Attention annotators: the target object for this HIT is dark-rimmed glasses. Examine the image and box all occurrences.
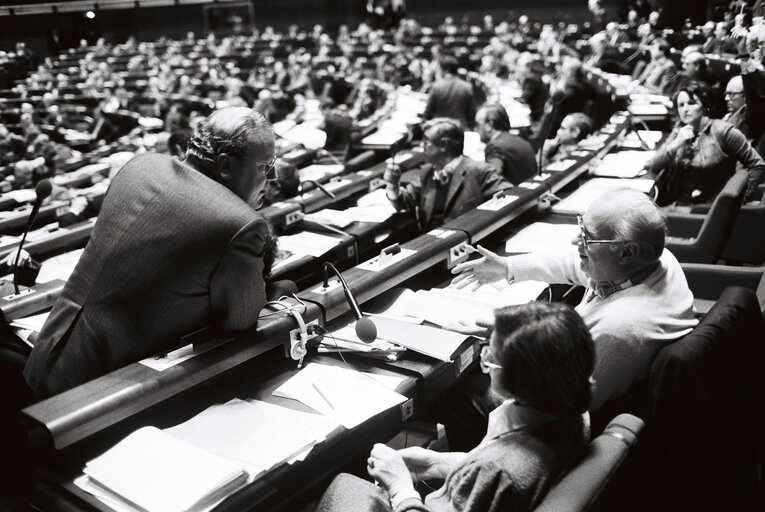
[577,215,623,250]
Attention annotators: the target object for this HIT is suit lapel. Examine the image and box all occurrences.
[444,163,466,214]
[421,173,438,230]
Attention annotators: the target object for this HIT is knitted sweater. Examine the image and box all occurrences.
[507,248,698,410]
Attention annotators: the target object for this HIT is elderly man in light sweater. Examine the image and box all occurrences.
[444,188,698,451]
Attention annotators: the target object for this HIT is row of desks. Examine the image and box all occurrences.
[18,107,632,511]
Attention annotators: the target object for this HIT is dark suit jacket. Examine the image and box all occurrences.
[392,156,511,231]
[423,76,476,129]
[24,153,268,398]
[485,131,537,184]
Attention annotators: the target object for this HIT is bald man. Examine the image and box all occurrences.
[25,107,277,398]
[443,189,698,450]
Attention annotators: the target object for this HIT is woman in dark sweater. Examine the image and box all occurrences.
[317,302,595,512]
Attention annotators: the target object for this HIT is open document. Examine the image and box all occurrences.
[273,362,407,429]
[373,281,548,329]
[75,399,339,512]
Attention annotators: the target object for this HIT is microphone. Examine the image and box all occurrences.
[13,179,52,295]
[317,149,346,167]
[322,262,377,343]
[301,179,336,199]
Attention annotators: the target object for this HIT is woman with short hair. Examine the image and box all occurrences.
[316,301,595,512]
[646,81,765,206]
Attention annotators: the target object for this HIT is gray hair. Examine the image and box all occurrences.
[606,189,667,262]
[185,106,272,179]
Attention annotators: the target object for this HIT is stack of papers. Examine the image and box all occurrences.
[375,283,547,329]
[77,426,249,512]
[273,362,407,429]
[298,164,344,182]
[75,399,340,511]
[619,130,663,150]
[277,232,344,258]
[593,150,655,178]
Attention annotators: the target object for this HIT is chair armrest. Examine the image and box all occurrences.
[681,263,764,300]
[665,213,705,238]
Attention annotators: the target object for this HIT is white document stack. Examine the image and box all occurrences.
[75,399,339,512]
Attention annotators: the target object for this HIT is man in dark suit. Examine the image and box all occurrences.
[422,56,476,129]
[24,107,277,399]
[384,118,510,231]
[475,104,537,184]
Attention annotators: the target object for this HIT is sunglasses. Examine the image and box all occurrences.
[577,215,623,250]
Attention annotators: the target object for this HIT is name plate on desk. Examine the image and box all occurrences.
[476,194,517,211]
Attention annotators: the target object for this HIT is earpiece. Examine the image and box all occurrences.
[265,300,308,368]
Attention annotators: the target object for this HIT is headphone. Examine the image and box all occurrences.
[263,299,308,368]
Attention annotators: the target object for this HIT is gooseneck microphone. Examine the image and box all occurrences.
[301,179,336,199]
[13,179,52,294]
[322,262,377,343]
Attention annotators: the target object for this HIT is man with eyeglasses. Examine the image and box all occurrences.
[443,189,697,450]
[25,107,277,398]
[384,117,510,232]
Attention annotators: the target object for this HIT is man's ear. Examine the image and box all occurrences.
[216,153,233,183]
[619,241,640,264]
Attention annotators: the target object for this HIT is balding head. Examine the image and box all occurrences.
[587,189,667,264]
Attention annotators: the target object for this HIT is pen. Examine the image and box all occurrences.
[312,382,335,410]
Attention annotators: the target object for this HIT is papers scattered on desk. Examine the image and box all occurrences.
[3,188,36,203]
[304,209,356,228]
[593,150,655,178]
[374,283,547,329]
[619,130,663,150]
[277,231,344,258]
[505,222,580,254]
[356,188,392,207]
[36,248,84,283]
[79,426,249,512]
[273,362,407,429]
[299,164,344,182]
[76,398,341,512]
[628,103,669,116]
[361,131,406,146]
[10,311,49,333]
[276,123,327,150]
[370,316,470,362]
[552,177,655,214]
[165,398,339,476]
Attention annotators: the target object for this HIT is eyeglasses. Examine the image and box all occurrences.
[577,215,623,250]
[724,91,744,98]
[240,154,277,180]
[480,347,502,371]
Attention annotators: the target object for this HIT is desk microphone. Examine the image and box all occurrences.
[301,179,336,199]
[322,262,377,343]
[317,149,346,168]
[13,179,52,295]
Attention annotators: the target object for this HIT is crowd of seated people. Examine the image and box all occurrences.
[1,5,765,510]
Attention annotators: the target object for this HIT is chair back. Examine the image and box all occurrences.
[639,287,765,511]
[721,200,765,265]
[665,170,748,263]
[533,413,644,512]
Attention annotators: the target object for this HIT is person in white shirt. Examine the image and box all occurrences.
[444,188,698,450]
